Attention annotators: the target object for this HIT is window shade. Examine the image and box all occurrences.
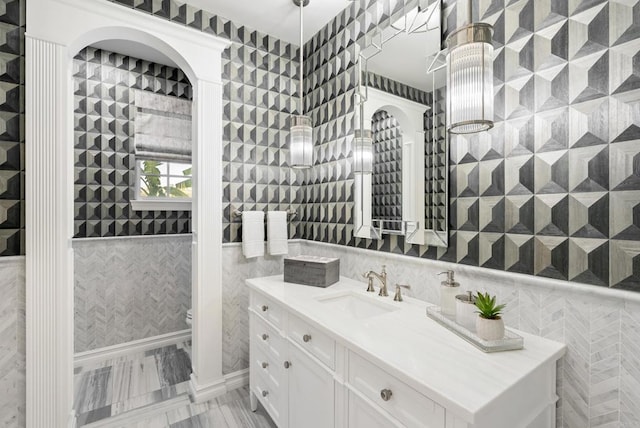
[133,90,192,162]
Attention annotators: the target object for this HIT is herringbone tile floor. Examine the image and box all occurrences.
[74,342,275,427]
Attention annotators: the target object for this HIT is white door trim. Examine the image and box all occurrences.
[25,1,229,425]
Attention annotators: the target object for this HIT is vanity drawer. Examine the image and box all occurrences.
[250,312,286,362]
[252,372,286,427]
[348,352,445,428]
[288,313,335,370]
[250,342,285,392]
[250,291,285,330]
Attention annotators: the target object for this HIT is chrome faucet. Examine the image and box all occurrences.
[393,284,411,302]
[362,265,388,297]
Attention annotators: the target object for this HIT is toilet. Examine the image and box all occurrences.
[186,308,192,327]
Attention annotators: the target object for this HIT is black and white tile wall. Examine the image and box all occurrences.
[106,0,303,244]
[73,47,193,238]
[371,110,403,227]
[0,0,24,256]
[425,86,448,232]
[365,71,431,105]
[221,29,302,243]
[303,0,640,290]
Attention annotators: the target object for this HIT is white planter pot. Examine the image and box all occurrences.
[475,316,504,341]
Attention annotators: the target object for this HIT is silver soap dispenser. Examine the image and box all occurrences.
[439,271,460,316]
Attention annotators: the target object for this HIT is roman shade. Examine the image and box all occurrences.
[133,89,192,162]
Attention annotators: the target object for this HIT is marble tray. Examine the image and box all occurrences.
[426,306,524,353]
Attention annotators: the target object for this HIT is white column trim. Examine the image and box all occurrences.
[26,35,75,427]
[190,79,225,398]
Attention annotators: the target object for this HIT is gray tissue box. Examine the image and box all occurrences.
[284,255,340,287]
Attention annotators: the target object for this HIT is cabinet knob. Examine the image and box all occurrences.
[380,389,393,401]
[262,390,269,397]
[262,333,269,341]
[284,361,291,369]
[303,334,312,343]
[261,362,268,369]
[261,305,268,312]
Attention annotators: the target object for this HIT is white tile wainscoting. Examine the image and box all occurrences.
[297,240,640,428]
[222,242,302,375]
[73,235,192,353]
[0,256,25,428]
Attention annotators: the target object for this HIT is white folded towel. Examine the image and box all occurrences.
[242,211,265,258]
[267,211,289,256]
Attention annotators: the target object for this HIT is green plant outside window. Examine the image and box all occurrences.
[139,160,192,199]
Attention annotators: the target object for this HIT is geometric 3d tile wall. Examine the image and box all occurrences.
[0,0,601,294]
[299,0,640,292]
[92,0,640,290]
[221,32,302,244]
[73,47,192,238]
[371,110,402,228]
[0,0,23,256]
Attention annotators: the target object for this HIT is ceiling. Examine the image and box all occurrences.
[93,40,179,67]
[184,0,351,45]
[93,2,447,93]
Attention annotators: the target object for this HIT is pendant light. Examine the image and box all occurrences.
[446,0,494,134]
[290,0,313,168]
[353,129,373,174]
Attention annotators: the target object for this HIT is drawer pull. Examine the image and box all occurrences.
[303,334,312,342]
[261,305,268,312]
[262,390,269,397]
[262,333,269,341]
[380,389,393,401]
[284,361,291,369]
[261,362,268,369]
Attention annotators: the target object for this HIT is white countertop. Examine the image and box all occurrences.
[247,275,566,424]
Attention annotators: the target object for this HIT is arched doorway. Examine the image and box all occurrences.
[26,0,230,424]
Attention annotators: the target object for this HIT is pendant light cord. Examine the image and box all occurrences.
[299,2,304,116]
[467,0,472,24]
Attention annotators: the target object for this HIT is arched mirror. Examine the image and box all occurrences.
[354,88,428,244]
[354,0,448,247]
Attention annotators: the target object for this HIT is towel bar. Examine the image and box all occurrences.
[232,209,297,221]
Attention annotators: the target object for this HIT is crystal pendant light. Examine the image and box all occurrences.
[446,0,494,134]
[290,0,313,168]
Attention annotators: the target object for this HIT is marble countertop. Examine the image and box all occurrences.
[247,275,566,424]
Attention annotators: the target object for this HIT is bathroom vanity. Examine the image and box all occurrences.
[247,276,565,428]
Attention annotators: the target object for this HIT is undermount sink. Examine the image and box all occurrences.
[316,291,398,320]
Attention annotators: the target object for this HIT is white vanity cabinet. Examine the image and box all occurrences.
[247,276,566,428]
[287,342,335,428]
[249,295,336,428]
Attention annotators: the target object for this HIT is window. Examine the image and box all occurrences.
[130,159,192,211]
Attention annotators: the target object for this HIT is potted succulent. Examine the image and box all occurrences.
[475,292,506,341]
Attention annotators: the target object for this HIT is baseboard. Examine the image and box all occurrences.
[189,368,249,403]
[74,329,192,367]
[82,395,191,428]
[225,368,250,391]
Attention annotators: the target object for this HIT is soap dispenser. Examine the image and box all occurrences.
[439,271,460,316]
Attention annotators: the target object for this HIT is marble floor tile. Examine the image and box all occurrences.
[74,342,275,428]
[76,405,112,426]
[133,414,170,428]
[110,389,164,416]
[74,366,113,414]
[156,348,192,388]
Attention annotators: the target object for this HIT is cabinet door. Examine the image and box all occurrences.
[288,343,335,428]
[348,390,402,428]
